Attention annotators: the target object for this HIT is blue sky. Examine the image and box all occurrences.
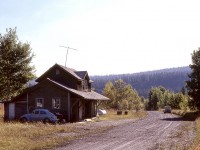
[1,0,200,76]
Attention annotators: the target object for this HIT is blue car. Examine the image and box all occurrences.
[20,109,58,123]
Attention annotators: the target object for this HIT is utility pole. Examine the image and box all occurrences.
[59,46,78,66]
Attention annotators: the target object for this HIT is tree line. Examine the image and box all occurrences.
[101,48,200,112]
[91,67,190,98]
[146,48,200,111]
[101,79,189,111]
[146,86,188,111]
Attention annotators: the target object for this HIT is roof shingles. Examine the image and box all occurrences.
[58,64,83,80]
[47,78,109,101]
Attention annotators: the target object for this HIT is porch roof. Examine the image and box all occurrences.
[47,78,110,101]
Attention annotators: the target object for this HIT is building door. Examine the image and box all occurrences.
[9,103,15,119]
[71,99,79,122]
[85,101,91,118]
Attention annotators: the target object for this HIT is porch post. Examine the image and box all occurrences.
[96,100,101,116]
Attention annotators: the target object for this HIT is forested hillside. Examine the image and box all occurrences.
[91,67,190,98]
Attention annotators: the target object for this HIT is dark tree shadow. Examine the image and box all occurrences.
[161,112,199,121]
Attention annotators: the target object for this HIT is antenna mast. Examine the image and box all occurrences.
[59,46,78,66]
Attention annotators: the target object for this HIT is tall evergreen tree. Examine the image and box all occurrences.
[186,48,200,110]
[0,28,35,101]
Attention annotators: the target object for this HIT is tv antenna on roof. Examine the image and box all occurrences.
[59,46,78,66]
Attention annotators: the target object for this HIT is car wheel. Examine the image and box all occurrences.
[20,117,27,123]
[43,118,50,124]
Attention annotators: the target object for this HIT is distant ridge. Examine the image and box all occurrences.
[90,66,191,98]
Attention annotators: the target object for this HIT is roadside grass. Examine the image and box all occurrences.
[188,117,200,150]
[172,123,194,150]
[97,109,147,121]
[172,109,200,150]
[0,107,147,150]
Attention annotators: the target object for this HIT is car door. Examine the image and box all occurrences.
[30,110,40,121]
[39,110,47,121]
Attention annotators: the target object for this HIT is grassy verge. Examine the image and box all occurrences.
[0,122,77,150]
[190,117,200,150]
[172,109,200,149]
[0,108,146,150]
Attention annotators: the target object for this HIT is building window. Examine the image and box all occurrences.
[36,98,44,108]
[52,98,60,109]
[56,69,60,75]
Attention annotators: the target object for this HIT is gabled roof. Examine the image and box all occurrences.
[47,78,109,100]
[58,64,83,80]
[75,71,94,83]
[75,71,87,79]
[36,64,86,82]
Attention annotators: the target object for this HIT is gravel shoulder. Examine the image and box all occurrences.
[54,111,195,150]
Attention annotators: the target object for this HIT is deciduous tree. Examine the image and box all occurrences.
[102,79,142,110]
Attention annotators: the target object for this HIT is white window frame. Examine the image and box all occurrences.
[52,98,60,109]
[36,98,44,108]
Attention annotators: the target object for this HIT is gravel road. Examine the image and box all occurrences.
[55,111,195,150]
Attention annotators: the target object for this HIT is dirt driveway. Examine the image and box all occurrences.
[55,111,195,150]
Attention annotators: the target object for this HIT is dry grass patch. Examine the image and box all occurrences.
[0,122,78,150]
[0,107,147,150]
[172,110,200,150]
[97,109,147,121]
[0,106,79,150]
[0,121,112,150]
